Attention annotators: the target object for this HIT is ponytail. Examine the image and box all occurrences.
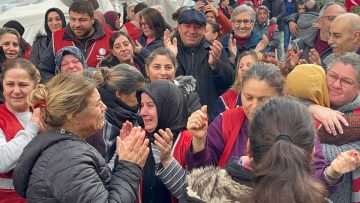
[248,96,327,203]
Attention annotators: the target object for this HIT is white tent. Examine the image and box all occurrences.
[0,0,114,44]
[0,0,193,45]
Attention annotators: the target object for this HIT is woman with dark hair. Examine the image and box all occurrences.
[30,8,66,68]
[89,64,146,165]
[3,20,32,60]
[0,27,22,103]
[145,47,201,113]
[137,8,170,57]
[218,0,233,19]
[104,11,121,31]
[204,21,222,43]
[99,31,146,76]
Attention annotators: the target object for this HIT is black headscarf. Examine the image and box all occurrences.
[136,80,189,202]
[137,80,189,136]
[44,8,66,39]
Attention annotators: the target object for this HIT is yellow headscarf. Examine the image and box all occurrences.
[286,64,330,107]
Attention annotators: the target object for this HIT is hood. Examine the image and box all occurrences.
[173,75,197,96]
[44,8,66,38]
[54,46,89,75]
[186,166,252,202]
[13,131,82,198]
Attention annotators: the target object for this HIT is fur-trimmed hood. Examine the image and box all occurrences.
[185,166,252,203]
[173,75,197,96]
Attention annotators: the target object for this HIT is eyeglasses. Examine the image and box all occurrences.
[232,19,253,26]
[327,71,357,87]
[320,15,337,22]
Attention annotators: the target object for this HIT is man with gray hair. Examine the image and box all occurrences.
[328,13,360,57]
[286,2,346,69]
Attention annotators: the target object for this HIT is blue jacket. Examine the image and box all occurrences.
[220,30,262,63]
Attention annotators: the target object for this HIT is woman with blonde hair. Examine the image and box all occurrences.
[13,73,149,202]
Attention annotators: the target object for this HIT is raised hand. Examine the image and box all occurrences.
[30,108,44,132]
[119,121,134,143]
[117,126,150,169]
[163,29,178,56]
[228,34,237,64]
[208,40,223,70]
[187,105,208,153]
[327,150,360,178]
[154,128,174,167]
[255,35,269,52]
[134,40,142,54]
[286,48,303,68]
[204,1,219,17]
[309,48,321,65]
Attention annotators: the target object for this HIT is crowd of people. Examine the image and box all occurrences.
[1,0,360,202]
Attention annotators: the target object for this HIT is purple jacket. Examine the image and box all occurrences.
[186,113,341,192]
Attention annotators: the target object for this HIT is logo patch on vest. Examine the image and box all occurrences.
[98,48,106,56]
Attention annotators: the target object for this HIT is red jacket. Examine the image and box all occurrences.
[53,21,113,69]
[0,104,26,203]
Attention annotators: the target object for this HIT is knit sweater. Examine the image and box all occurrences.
[322,95,360,202]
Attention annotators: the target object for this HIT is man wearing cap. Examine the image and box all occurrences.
[166,8,234,111]
[38,0,113,82]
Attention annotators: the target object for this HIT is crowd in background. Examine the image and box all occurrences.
[1,0,360,202]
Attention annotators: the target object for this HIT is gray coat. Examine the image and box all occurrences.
[13,131,142,203]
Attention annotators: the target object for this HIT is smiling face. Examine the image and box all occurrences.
[232,12,254,38]
[60,54,84,75]
[140,18,156,38]
[327,62,359,107]
[69,11,95,38]
[3,68,35,112]
[257,9,268,24]
[146,55,176,81]
[140,93,158,133]
[47,11,63,33]
[241,79,280,121]
[328,17,358,56]
[111,34,134,63]
[0,32,20,59]
[178,23,205,47]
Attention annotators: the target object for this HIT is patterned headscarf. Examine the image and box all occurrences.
[54,46,88,75]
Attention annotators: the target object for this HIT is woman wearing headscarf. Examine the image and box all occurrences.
[54,46,89,76]
[30,8,66,68]
[104,11,121,31]
[135,80,191,203]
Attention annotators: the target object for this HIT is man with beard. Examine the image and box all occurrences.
[39,0,113,82]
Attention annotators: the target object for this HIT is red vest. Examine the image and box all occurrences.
[0,104,26,203]
[218,107,246,167]
[221,89,240,110]
[52,26,113,68]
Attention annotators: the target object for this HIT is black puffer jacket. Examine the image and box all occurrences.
[13,131,142,203]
